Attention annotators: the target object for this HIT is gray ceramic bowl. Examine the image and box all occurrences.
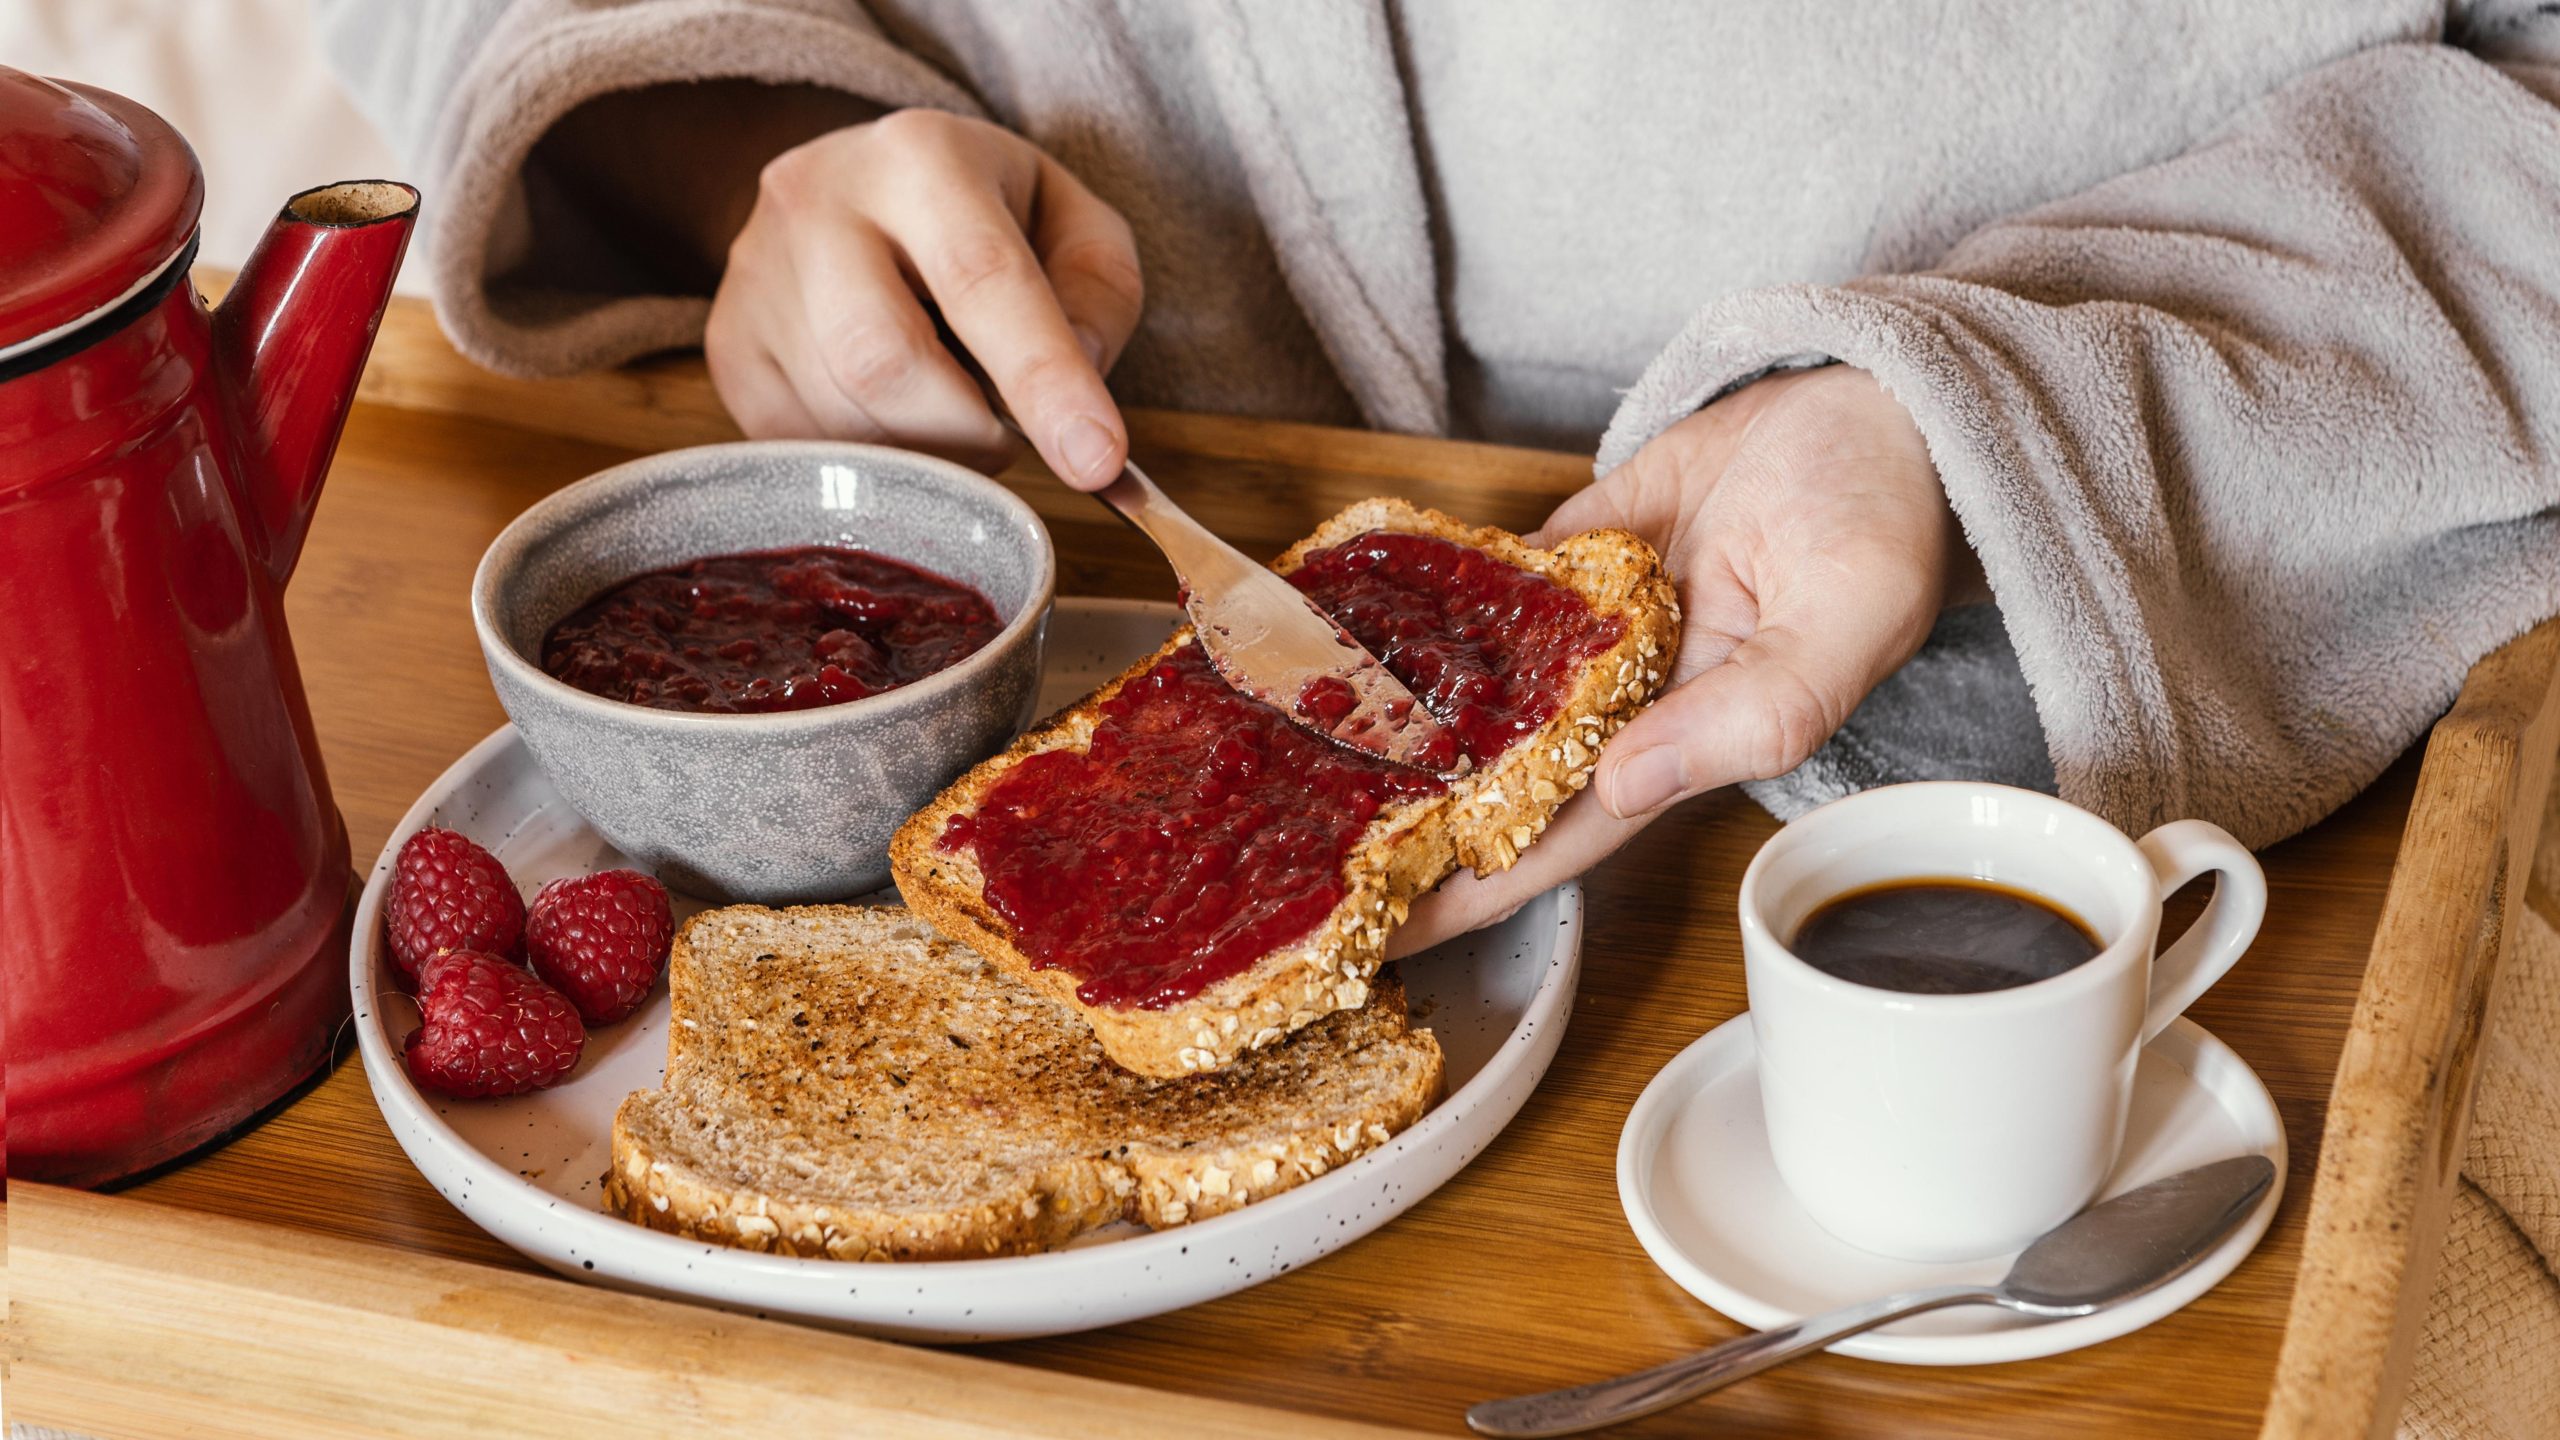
[472,441,1054,902]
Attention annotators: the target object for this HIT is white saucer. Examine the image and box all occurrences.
[1617,1012,2285,1366]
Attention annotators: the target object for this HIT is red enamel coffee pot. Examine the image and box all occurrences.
[1,68,415,1185]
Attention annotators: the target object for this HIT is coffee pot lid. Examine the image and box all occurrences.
[0,66,203,357]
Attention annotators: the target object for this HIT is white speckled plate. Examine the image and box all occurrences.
[353,598,1582,1341]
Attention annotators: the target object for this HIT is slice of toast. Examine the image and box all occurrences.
[605,904,1443,1260]
[892,498,1679,1079]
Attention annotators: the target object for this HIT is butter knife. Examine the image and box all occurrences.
[1087,453,1464,774]
[946,324,1463,772]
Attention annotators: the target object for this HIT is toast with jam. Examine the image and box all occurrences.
[890,499,1680,1079]
[606,904,1441,1259]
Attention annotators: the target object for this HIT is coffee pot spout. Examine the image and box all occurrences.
[211,180,417,583]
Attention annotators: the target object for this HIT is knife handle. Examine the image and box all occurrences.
[970,359,1257,592]
[1091,459,1255,588]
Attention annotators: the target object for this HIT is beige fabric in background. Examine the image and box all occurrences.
[0,0,413,287]
[2404,813,2560,1440]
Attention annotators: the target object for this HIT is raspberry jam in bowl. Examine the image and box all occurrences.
[474,441,1053,902]
[540,545,1002,714]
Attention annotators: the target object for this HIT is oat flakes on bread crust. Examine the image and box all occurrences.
[890,498,1680,1080]
[605,904,1442,1261]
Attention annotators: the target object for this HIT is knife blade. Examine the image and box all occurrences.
[949,332,1465,773]
[1091,457,1467,775]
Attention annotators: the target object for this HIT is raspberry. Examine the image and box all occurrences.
[526,869,675,1024]
[387,827,525,978]
[402,950,586,1098]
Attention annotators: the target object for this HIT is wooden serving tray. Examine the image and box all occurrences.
[5,293,2555,1438]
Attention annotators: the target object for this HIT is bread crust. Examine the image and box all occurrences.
[891,498,1680,1079]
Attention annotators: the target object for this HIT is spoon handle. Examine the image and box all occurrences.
[1465,1284,2001,1438]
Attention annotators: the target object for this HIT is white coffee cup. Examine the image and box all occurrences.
[1738,781,2266,1263]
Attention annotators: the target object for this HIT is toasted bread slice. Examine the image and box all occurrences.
[892,498,1679,1078]
[605,904,1443,1260]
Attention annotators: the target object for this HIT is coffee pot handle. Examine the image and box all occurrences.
[2135,819,2268,1043]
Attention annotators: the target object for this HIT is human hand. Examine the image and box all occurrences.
[705,109,1143,489]
[1393,366,1970,955]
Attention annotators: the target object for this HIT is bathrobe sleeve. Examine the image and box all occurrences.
[312,0,979,377]
[1599,26,2560,848]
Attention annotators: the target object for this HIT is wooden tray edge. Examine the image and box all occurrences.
[2262,616,2560,1438]
[4,1183,1424,1439]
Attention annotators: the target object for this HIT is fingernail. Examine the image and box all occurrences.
[1606,746,1689,818]
[1071,324,1107,370]
[1056,416,1119,485]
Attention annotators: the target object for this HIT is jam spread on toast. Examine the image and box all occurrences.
[939,530,1623,1010]
[542,546,1000,713]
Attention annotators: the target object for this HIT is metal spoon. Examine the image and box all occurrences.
[1466,1155,2276,1438]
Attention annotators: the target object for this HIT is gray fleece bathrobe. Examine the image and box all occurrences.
[319,1,2560,1425]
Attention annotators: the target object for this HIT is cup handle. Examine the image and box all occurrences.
[2135,819,2268,1043]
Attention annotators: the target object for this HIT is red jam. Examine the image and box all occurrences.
[940,530,1624,1009]
[541,546,1000,713]
[1296,673,1360,726]
[1285,532,1627,761]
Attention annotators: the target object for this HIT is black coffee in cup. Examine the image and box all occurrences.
[1790,879,2101,994]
